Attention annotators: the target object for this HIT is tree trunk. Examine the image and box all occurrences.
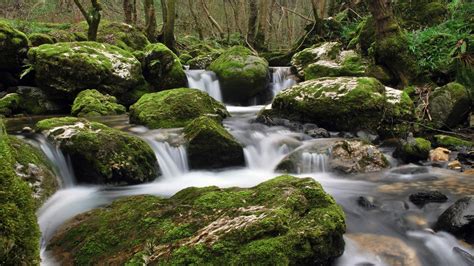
[229,0,243,35]
[247,0,258,48]
[162,0,176,52]
[132,0,138,25]
[255,0,269,51]
[144,0,157,41]
[200,0,225,40]
[123,0,133,24]
[188,0,204,40]
[73,0,102,41]
[311,0,319,20]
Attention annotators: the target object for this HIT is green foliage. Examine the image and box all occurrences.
[0,19,71,34]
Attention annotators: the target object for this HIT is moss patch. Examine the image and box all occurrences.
[48,175,346,265]
[129,88,229,129]
[434,135,473,150]
[429,82,471,129]
[72,89,126,117]
[0,21,29,71]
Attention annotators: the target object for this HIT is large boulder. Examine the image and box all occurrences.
[268,77,414,134]
[35,117,158,185]
[209,46,269,103]
[14,86,68,115]
[0,22,29,71]
[184,116,244,169]
[28,33,54,47]
[187,51,221,69]
[291,42,341,78]
[71,89,126,117]
[0,120,40,264]
[27,42,146,104]
[429,82,471,129]
[304,50,367,80]
[434,196,474,244]
[143,43,187,90]
[8,136,59,207]
[130,88,229,129]
[47,175,346,265]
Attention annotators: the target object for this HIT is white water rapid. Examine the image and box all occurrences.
[185,70,223,101]
[270,66,296,96]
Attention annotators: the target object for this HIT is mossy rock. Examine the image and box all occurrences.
[209,46,269,103]
[434,135,473,150]
[28,42,146,104]
[14,86,69,115]
[429,82,471,129]
[47,175,346,265]
[130,88,229,129]
[0,93,21,117]
[72,89,126,117]
[8,136,59,207]
[35,117,158,185]
[291,42,341,78]
[143,43,187,91]
[270,77,386,132]
[348,16,375,56]
[46,29,80,42]
[304,50,367,80]
[0,22,29,71]
[28,33,54,47]
[184,116,244,169]
[395,137,432,163]
[188,52,221,70]
[179,53,193,65]
[367,64,394,85]
[0,120,40,264]
[394,0,447,29]
[379,87,415,137]
[73,21,150,51]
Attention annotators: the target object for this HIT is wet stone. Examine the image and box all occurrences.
[434,196,474,244]
[409,190,448,207]
[357,196,377,210]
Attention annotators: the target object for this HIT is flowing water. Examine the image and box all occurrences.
[7,70,473,265]
[269,67,297,96]
[185,70,223,101]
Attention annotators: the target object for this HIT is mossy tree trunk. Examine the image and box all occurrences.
[123,0,133,24]
[255,0,269,51]
[144,0,157,42]
[162,0,176,52]
[247,0,258,49]
[367,0,418,87]
[73,0,102,41]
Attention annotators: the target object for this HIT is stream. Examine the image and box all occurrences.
[7,67,474,265]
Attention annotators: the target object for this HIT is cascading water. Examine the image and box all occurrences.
[145,138,189,178]
[186,70,223,101]
[300,152,329,173]
[269,67,296,96]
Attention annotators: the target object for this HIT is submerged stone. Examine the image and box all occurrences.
[71,89,126,117]
[129,88,229,129]
[209,46,269,103]
[35,117,158,185]
[409,191,448,208]
[28,42,146,104]
[47,175,346,265]
[184,116,244,169]
[143,43,188,91]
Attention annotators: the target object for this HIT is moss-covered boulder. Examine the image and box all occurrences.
[130,88,229,129]
[0,22,29,71]
[35,117,158,185]
[379,86,415,137]
[304,50,367,80]
[0,93,21,117]
[0,120,40,264]
[184,116,244,169]
[395,137,432,163]
[143,43,187,91]
[28,42,146,104]
[47,175,346,265]
[28,33,54,47]
[72,21,150,51]
[269,77,413,134]
[291,42,341,78]
[434,135,473,150]
[187,51,222,69]
[72,89,126,117]
[14,86,69,115]
[209,46,269,103]
[8,136,59,207]
[46,29,83,42]
[429,82,471,129]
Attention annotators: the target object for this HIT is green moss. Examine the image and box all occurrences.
[429,82,470,128]
[179,53,193,65]
[304,50,366,80]
[395,0,447,29]
[47,29,78,42]
[209,46,269,103]
[0,21,29,71]
[28,33,54,46]
[28,41,145,103]
[47,175,345,265]
[143,43,187,90]
[398,137,432,162]
[434,135,473,150]
[72,89,126,117]
[0,93,21,117]
[0,120,40,264]
[129,88,229,129]
[35,117,158,185]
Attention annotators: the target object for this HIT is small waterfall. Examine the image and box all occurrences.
[186,70,223,101]
[34,135,76,188]
[300,152,329,173]
[145,138,189,178]
[270,67,296,96]
[243,131,292,171]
